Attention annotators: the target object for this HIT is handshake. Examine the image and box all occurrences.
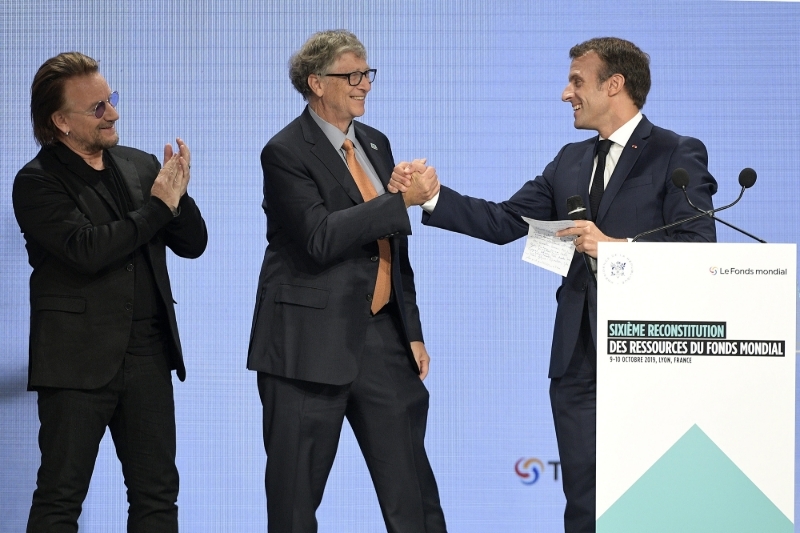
[388,158,440,208]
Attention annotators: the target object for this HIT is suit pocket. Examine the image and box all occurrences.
[34,296,86,313]
[31,296,88,354]
[274,284,329,309]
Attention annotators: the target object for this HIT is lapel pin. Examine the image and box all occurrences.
[370,143,378,151]
[631,144,638,149]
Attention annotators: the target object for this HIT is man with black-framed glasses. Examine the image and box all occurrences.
[247,30,445,533]
[13,51,207,533]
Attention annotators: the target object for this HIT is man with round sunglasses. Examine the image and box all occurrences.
[12,51,207,533]
[247,30,445,532]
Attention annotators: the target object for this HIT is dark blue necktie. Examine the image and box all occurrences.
[589,139,613,221]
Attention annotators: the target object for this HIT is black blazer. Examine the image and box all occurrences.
[423,117,718,378]
[247,107,423,386]
[13,143,207,389]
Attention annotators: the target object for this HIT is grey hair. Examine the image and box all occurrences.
[289,30,367,100]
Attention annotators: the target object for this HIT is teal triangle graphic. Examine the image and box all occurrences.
[597,424,793,533]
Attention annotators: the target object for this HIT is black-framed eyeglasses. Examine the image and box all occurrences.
[324,69,377,86]
[74,91,119,119]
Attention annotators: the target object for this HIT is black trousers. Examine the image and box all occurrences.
[550,302,597,533]
[27,353,179,533]
[257,309,447,533]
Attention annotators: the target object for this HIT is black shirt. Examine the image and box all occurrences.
[96,152,170,356]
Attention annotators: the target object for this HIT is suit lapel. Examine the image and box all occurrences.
[596,117,652,223]
[108,148,145,209]
[300,108,365,205]
[354,124,391,188]
[577,142,595,217]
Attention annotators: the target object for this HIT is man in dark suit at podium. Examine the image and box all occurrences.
[247,30,447,533]
[13,52,207,532]
[390,37,717,532]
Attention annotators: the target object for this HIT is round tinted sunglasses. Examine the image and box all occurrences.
[77,91,119,119]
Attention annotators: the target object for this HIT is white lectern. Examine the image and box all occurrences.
[596,243,796,533]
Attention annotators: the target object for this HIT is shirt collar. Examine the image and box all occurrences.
[604,112,643,147]
[308,106,354,150]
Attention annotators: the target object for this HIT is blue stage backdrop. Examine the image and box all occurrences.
[1,1,798,531]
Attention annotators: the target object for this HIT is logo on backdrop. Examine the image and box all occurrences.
[709,266,787,276]
[514,457,561,485]
[602,254,633,284]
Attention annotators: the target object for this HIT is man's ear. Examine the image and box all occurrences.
[308,73,325,98]
[51,111,69,136]
[606,73,626,98]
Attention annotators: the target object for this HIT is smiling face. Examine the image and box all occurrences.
[52,72,119,158]
[561,52,614,136]
[308,52,371,132]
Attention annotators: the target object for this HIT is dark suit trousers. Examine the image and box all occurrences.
[257,308,447,533]
[549,301,597,533]
[28,353,179,533]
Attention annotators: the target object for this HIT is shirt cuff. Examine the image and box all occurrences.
[421,192,440,213]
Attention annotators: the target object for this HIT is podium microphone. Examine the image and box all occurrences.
[674,168,766,243]
[566,195,597,280]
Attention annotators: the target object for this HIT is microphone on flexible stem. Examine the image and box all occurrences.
[739,168,757,188]
[674,168,766,243]
[632,168,764,242]
[566,195,596,280]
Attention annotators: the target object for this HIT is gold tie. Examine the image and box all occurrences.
[342,139,392,314]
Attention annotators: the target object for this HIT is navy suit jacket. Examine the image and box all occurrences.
[13,143,208,389]
[247,107,423,386]
[423,116,717,378]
